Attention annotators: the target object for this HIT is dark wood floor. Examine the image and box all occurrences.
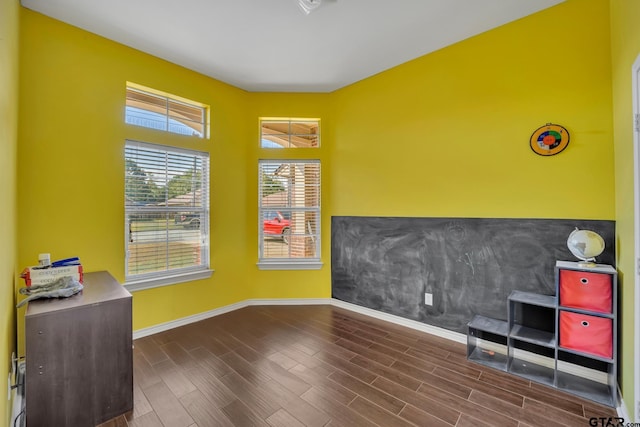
[99,305,618,427]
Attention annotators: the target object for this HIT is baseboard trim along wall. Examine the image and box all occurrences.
[132,298,464,342]
[9,360,25,427]
[329,298,466,344]
[132,297,624,417]
[132,300,251,339]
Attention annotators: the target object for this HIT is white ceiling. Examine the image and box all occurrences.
[20,0,564,93]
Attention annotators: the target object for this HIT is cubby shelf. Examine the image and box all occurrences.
[509,324,555,348]
[467,261,618,407]
[509,357,555,387]
[508,290,556,308]
[467,315,508,371]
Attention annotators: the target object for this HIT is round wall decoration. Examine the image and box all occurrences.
[529,123,570,156]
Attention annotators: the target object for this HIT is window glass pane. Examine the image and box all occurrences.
[168,99,205,137]
[290,121,319,147]
[261,121,289,134]
[127,88,166,112]
[260,119,319,148]
[125,141,209,279]
[125,84,207,138]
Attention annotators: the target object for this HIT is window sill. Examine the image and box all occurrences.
[124,269,214,292]
[257,260,323,271]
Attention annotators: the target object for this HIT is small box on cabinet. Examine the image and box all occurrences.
[21,265,83,287]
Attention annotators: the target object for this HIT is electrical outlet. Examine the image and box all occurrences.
[424,292,433,306]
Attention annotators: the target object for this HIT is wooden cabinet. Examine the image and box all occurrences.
[25,271,133,426]
[467,261,617,407]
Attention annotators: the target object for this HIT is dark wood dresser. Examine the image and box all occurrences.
[25,271,133,426]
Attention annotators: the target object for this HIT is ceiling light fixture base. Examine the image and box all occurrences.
[298,0,322,15]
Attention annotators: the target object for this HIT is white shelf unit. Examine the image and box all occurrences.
[466,261,617,407]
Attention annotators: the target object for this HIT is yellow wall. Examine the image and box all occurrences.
[610,0,640,416]
[17,9,256,332]
[0,0,19,423]
[247,93,333,299]
[332,0,614,220]
[17,9,333,337]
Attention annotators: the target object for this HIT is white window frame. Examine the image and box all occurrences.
[257,159,322,270]
[124,140,212,291]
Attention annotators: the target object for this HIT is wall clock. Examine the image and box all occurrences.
[529,123,570,156]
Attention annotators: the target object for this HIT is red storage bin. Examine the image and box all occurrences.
[559,269,612,313]
[559,311,612,359]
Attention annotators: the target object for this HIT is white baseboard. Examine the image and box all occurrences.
[131,297,624,415]
[329,298,467,344]
[10,361,25,427]
[132,297,462,342]
[132,298,332,339]
[133,300,250,339]
[618,388,630,422]
[248,298,333,306]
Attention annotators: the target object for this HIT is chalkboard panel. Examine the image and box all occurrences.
[331,217,615,333]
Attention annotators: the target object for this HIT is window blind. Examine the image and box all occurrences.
[125,140,210,279]
[258,160,320,260]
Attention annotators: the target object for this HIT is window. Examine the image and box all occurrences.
[258,160,321,269]
[260,118,319,148]
[258,118,321,269]
[125,83,208,138]
[125,140,211,288]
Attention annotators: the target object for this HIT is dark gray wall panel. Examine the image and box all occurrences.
[331,217,615,333]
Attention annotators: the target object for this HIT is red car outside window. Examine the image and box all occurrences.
[263,211,291,243]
